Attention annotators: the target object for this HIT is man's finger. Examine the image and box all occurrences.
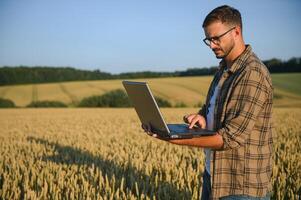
[187,114,196,123]
[142,124,151,131]
[198,121,206,129]
[189,117,198,129]
[196,119,206,129]
[142,124,152,136]
[141,124,148,132]
[183,115,189,123]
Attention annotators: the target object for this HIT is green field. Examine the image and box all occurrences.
[0,73,300,107]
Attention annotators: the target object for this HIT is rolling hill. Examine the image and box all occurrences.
[0,73,300,108]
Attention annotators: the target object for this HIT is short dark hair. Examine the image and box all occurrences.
[202,5,242,30]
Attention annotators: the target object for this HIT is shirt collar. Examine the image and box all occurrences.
[219,45,252,74]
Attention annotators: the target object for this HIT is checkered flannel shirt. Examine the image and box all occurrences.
[199,45,274,199]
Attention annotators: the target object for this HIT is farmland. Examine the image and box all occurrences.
[1,73,300,107]
[0,73,301,199]
[0,107,300,199]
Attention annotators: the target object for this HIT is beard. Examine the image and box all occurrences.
[213,48,226,59]
[213,40,235,59]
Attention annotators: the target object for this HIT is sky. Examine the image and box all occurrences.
[0,0,301,74]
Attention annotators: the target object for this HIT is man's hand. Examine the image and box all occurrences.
[141,120,222,149]
[141,124,153,136]
[183,113,206,129]
[141,124,169,141]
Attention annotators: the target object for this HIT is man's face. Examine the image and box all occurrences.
[203,21,235,59]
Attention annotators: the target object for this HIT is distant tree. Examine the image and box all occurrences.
[0,66,112,86]
[0,57,300,86]
[194,101,204,108]
[154,96,172,107]
[177,67,218,76]
[264,57,301,73]
[27,100,67,108]
[78,89,131,107]
[0,98,15,108]
[174,102,187,108]
[78,89,173,108]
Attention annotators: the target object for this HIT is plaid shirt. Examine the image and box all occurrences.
[199,45,273,199]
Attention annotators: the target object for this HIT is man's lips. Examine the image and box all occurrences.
[213,49,222,54]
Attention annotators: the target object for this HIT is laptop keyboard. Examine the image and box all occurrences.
[167,124,206,134]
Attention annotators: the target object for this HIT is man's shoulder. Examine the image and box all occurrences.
[246,52,267,72]
[244,52,273,89]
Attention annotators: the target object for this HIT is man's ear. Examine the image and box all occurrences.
[234,26,242,37]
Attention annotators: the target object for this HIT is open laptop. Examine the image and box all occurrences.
[122,80,216,139]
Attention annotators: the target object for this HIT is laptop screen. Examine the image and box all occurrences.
[122,81,170,135]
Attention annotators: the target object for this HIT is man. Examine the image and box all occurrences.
[143,5,273,200]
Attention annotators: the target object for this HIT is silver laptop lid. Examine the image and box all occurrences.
[122,81,171,134]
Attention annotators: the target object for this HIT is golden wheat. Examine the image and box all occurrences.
[0,108,300,199]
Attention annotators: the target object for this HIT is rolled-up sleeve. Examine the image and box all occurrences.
[217,68,269,150]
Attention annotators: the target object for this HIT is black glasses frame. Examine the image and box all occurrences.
[203,27,236,46]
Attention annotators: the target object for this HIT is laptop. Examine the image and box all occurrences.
[122,80,216,139]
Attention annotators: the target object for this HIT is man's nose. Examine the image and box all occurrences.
[209,41,218,49]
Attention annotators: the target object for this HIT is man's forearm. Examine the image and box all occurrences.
[168,133,223,149]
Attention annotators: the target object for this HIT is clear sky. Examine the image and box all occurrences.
[0,0,300,74]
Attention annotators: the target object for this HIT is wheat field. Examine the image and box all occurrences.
[0,107,300,199]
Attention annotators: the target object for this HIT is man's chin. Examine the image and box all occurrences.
[214,51,224,59]
[215,54,224,59]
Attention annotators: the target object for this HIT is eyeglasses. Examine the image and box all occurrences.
[202,27,236,46]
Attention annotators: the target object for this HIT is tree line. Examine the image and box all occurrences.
[0,57,300,86]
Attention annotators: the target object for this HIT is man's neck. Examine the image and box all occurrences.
[224,42,246,67]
